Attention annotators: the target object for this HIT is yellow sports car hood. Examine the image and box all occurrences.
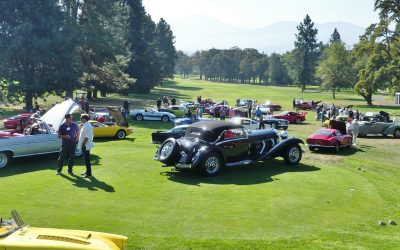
[0,226,127,250]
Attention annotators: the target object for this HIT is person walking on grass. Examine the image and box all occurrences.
[56,114,79,175]
[78,114,94,178]
[352,119,359,146]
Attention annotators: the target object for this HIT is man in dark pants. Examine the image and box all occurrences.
[56,113,79,175]
[78,114,94,178]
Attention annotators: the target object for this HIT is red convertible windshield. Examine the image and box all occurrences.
[279,111,288,116]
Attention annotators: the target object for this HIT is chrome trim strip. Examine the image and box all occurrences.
[175,163,192,169]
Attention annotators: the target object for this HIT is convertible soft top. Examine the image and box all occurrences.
[187,121,243,142]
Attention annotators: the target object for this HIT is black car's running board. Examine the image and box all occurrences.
[226,160,255,167]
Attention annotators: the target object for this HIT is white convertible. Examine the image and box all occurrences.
[0,99,80,169]
[129,108,176,122]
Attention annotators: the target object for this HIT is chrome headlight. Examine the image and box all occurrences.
[280,130,288,140]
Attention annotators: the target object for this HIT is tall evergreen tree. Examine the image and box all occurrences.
[0,0,74,109]
[317,42,353,99]
[125,0,160,93]
[330,28,342,44]
[293,14,319,92]
[155,18,177,83]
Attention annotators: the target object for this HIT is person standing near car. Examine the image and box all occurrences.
[78,114,94,178]
[123,99,130,118]
[56,114,79,175]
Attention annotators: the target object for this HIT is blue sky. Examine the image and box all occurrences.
[142,0,379,28]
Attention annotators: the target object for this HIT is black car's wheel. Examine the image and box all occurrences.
[334,142,340,153]
[161,115,170,122]
[0,152,10,169]
[295,118,302,124]
[199,152,224,177]
[157,138,179,165]
[394,129,400,138]
[136,114,144,121]
[283,144,302,165]
[116,129,126,139]
[309,146,316,151]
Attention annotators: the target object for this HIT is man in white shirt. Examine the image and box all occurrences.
[78,114,94,178]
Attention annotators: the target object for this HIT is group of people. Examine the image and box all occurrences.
[56,113,94,178]
[156,96,177,110]
[316,103,361,124]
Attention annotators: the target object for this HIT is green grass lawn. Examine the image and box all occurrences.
[1,78,400,249]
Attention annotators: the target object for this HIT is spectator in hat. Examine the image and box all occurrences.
[56,113,79,175]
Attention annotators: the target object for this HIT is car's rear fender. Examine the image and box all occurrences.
[383,124,399,135]
[257,137,304,161]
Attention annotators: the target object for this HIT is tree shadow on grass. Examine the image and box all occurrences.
[0,154,102,177]
[160,160,320,186]
[130,120,174,130]
[356,105,400,110]
[308,147,366,156]
[60,174,115,192]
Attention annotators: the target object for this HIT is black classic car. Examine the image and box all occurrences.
[151,125,189,144]
[154,121,304,176]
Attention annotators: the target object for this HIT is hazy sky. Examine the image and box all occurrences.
[142,0,379,28]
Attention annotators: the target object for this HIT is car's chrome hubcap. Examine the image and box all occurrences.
[0,153,7,168]
[288,147,300,162]
[118,131,125,138]
[160,142,173,159]
[162,116,168,121]
[205,157,219,173]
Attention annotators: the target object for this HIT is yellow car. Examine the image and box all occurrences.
[323,115,349,128]
[84,120,133,139]
[0,210,128,250]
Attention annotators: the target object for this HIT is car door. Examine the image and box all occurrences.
[91,121,110,137]
[25,124,60,155]
[218,129,249,163]
[336,130,348,146]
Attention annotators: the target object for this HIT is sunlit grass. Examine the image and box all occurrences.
[0,78,399,249]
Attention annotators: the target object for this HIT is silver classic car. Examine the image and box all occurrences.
[0,99,80,169]
[129,108,176,122]
[358,112,400,138]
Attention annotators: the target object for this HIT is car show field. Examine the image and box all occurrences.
[1,78,400,249]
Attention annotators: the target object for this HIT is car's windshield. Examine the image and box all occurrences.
[315,130,333,136]
[279,111,288,116]
[0,210,25,238]
[260,104,269,108]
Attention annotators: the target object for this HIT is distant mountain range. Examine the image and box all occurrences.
[167,15,366,54]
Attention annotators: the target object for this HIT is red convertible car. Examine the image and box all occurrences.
[273,111,306,124]
[3,113,33,129]
[306,121,352,153]
[296,101,321,110]
[264,101,282,111]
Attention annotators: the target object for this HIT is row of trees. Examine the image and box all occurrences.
[176,0,400,105]
[0,0,177,109]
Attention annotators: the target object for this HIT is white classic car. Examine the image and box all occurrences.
[0,99,80,169]
[129,108,176,122]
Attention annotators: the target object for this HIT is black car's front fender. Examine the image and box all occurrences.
[191,146,224,169]
[258,137,304,161]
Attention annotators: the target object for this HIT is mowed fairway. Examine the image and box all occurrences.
[1,78,400,249]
